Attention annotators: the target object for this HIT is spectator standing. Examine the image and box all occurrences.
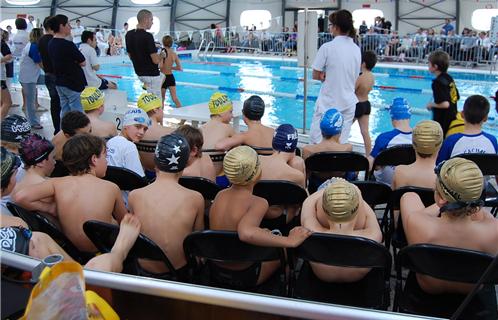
[1,30,14,90]
[310,10,361,144]
[26,15,36,32]
[441,18,454,35]
[359,21,368,35]
[80,31,117,90]
[125,9,163,98]
[72,19,84,47]
[12,18,29,58]
[48,14,87,115]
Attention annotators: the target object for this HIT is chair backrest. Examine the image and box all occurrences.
[305,151,370,178]
[390,186,435,211]
[352,181,392,208]
[202,149,226,163]
[135,140,157,172]
[179,176,222,200]
[455,153,498,176]
[370,144,415,179]
[397,244,498,284]
[103,166,148,191]
[83,220,179,279]
[253,180,308,206]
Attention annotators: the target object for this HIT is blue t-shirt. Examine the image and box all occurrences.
[48,37,86,92]
[436,131,498,164]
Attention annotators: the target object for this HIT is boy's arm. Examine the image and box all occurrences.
[112,184,128,222]
[357,202,383,242]
[301,192,328,232]
[427,101,450,109]
[192,192,205,231]
[214,132,246,151]
[173,53,182,71]
[12,180,57,216]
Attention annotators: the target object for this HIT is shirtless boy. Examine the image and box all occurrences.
[129,133,204,277]
[52,111,92,161]
[174,125,216,182]
[215,95,274,152]
[14,134,128,253]
[400,158,498,297]
[1,114,31,182]
[209,146,312,285]
[354,51,376,156]
[301,178,382,282]
[81,87,117,138]
[160,35,182,108]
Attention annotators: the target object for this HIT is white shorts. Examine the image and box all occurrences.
[138,74,164,99]
[309,106,355,144]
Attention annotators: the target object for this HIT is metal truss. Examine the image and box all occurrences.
[396,0,457,31]
[170,0,229,31]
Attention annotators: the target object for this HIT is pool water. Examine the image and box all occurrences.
[100,56,498,142]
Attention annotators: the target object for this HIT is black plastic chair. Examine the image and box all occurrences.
[386,187,435,253]
[202,149,226,163]
[6,202,93,264]
[135,139,157,153]
[352,181,392,236]
[292,233,392,310]
[103,166,148,191]
[83,220,184,281]
[305,151,370,193]
[253,180,308,233]
[394,244,498,319]
[369,144,415,180]
[179,176,222,201]
[456,153,498,216]
[183,230,287,295]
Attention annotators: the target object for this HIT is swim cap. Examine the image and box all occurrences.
[435,158,484,204]
[123,108,152,127]
[223,146,261,186]
[389,97,411,120]
[208,92,233,115]
[273,124,298,152]
[137,92,162,113]
[320,108,343,136]
[154,133,190,173]
[1,146,21,187]
[412,120,443,155]
[81,87,105,112]
[243,95,265,120]
[19,133,54,166]
[1,115,31,143]
[321,178,360,223]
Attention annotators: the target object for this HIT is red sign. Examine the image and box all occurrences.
[362,4,371,8]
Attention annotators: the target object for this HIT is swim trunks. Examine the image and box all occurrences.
[1,80,7,90]
[0,226,32,255]
[161,74,176,89]
[136,261,190,281]
[209,261,262,289]
[355,101,371,118]
[98,78,109,90]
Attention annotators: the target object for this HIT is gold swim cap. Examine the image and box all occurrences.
[322,178,360,223]
[81,87,105,112]
[137,92,162,113]
[208,92,233,115]
[435,158,484,203]
[223,146,261,186]
[412,120,443,155]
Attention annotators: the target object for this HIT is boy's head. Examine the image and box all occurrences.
[223,146,261,186]
[162,35,173,48]
[49,15,70,35]
[81,30,96,47]
[137,92,163,120]
[19,134,55,175]
[208,92,233,122]
[81,87,105,113]
[462,95,490,125]
[122,108,151,143]
[428,50,449,73]
[322,178,360,223]
[1,147,21,194]
[61,111,91,137]
[174,125,203,158]
[243,95,265,121]
[320,108,343,139]
[15,18,27,31]
[272,124,298,153]
[1,115,31,150]
[412,120,443,158]
[389,97,411,122]
[154,133,190,173]
[62,134,107,177]
[435,158,484,216]
[361,50,377,71]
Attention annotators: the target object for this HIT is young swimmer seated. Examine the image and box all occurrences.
[81,87,118,139]
[209,146,312,286]
[301,178,382,282]
[400,158,498,307]
[215,95,275,152]
[174,125,216,182]
[129,134,205,278]
[52,111,92,161]
[1,115,31,182]
[13,134,128,253]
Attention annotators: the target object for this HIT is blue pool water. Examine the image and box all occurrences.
[99,56,497,142]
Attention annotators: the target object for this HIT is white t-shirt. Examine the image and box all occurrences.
[0,52,6,81]
[79,43,101,88]
[19,43,41,84]
[12,30,29,58]
[106,135,145,176]
[312,35,361,113]
[72,25,85,44]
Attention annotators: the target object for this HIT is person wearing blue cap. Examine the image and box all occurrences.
[368,98,413,185]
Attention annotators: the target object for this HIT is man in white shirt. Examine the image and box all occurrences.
[26,15,35,32]
[80,31,117,90]
[72,19,85,47]
[310,10,360,145]
[12,18,29,58]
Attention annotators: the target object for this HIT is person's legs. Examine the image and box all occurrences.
[139,75,164,98]
[21,82,41,127]
[58,86,83,113]
[28,232,74,261]
[358,115,372,156]
[67,89,83,112]
[45,73,61,134]
[339,109,355,144]
[309,110,324,144]
[56,86,71,117]
[1,82,12,119]
[168,86,182,108]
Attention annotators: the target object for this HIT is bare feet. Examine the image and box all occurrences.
[110,214,141,261]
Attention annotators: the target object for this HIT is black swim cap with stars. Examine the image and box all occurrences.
[154,134,190,173]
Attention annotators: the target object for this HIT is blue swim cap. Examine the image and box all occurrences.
[273,124,298,152]
[320,108,343,136]
[389,97,411,120]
